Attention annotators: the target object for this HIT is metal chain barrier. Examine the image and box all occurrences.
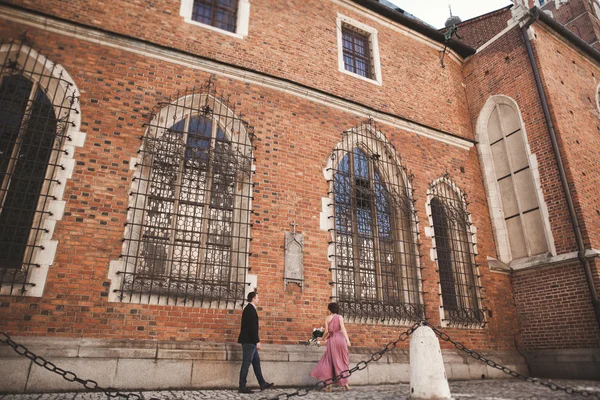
[0,332,162,400]
[257,321,422,400]
[422,321,600,399]
[4,323,600,399]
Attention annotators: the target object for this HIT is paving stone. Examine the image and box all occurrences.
[1,380,600,400]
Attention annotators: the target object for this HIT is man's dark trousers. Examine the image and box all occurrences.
[239,343,267,389]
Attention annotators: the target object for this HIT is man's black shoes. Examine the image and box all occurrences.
[238,387,254,394]
[260,382,275,391]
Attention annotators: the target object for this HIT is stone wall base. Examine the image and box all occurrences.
[527,348,600,380]
[0,336,527,393]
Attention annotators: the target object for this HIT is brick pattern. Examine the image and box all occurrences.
[535,0,600,51]
[445,7,513,49]
[463,27,576,256]
[513,261,600,349]
[464,19,600,349]
[2,0,473,139]
[0,14,521,351]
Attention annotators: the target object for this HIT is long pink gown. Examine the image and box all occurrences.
[309,314,349,386]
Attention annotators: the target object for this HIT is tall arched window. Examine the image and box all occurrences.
[477,96,552,263]
[113,82,254,307]
[0,41,80,296]
[428,177,484,328]
[328,120,422,323]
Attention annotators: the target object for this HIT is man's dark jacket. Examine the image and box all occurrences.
[238,303,260,344]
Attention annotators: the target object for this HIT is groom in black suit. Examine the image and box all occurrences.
[238,291,274,394]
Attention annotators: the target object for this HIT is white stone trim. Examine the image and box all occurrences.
[331,0,464,66]
[510,248,600,271]
[108,93,253,308]
[0,5,474,151]
[0,43,84,298]
[475,95,555,264]
[322,124,423,325]
[425,177,484,329]
[595,82,600,114]
[336,13,382,85]
[179,0,250,39]
[476,18,520,55]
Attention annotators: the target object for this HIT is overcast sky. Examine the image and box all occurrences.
[388,0,514,29]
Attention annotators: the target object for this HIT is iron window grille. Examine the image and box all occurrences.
[328,120,424,324]
[341,25,373,79]
[192,0,238,33]
[428,176,485,328]
[117,79,254,307]
[0,40,78,294]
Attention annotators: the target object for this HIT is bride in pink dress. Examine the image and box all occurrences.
[309,302,351,391]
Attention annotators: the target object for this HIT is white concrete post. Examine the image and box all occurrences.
[409,325,451,399]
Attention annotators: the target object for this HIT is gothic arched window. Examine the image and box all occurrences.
[0,41,80,296]
[113,83,254,307]
[328,121,422,323]
[428,178,484,328]
[485,100,550,261]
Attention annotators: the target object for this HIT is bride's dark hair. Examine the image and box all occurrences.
[328,302,340,314]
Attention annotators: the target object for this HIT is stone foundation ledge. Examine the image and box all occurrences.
[0,336,527,393]
[527,348,600,380]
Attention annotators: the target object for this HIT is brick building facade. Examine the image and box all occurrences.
[0,0,598,393]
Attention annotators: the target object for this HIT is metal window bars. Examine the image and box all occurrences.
[328,119,424,324]
[429,176,485,328]
[117,78,254,307]
[192,0,238,33]
[0,40,78,293]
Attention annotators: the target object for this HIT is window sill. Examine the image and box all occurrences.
[509,249,600,271]
[338,68,382,86]
[183,18,246,40]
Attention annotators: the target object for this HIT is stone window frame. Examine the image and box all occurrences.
[595,82,600,114]
[475,95,555,266]
[321,123,423,325]
[336,13,383,86]
[0,43,85,297]
[180,0,250,39]
[424,176,485,329]
[108,93,254,308]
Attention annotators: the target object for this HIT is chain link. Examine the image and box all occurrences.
[257,321,422,400]
[3,323,599,399]
[0,332,161,400]
[422,322,600,399]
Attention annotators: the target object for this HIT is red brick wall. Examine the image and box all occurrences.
[463,27,576,255]
[449,7,513,49]
[0,15,520,352]
[533,23,600,250]
[464,20,600,350]
[536,0,600,49]
[2,0,472,139]
[513,262,600,349]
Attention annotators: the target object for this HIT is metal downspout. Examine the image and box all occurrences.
[521,10,600,328]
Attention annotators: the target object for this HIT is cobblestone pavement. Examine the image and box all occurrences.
[2,380,600,400]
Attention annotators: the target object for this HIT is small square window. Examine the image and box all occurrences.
[180,0,250,38]
[192,0,238,33]
[336,14,382,85]
[342,27,372,79]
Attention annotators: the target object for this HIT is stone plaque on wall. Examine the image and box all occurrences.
[284,231,304,290]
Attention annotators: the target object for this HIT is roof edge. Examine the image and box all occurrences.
[450,5,513,29]
[533,7,600,65]
[349,0,476,58]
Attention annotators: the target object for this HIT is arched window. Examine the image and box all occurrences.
[428,177,484,328]
[328,120,422,323]
[477,97,552,263]
[0,41,81,296]
[112,82,254,307]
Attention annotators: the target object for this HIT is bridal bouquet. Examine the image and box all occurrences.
[308,327,325,346]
